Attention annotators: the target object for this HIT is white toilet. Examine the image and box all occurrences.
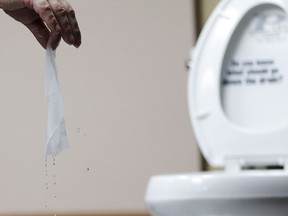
[145,0,288,215]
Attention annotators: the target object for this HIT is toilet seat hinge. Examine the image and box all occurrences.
[224,158,242,172]
[224,156,288,172]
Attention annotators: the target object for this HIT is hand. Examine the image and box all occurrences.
[0,0,81,49]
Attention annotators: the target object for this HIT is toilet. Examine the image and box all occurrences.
[145,0,288,215]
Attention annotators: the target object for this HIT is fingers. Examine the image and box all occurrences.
[29,0,61,32]
[59,0,81,47]
[47,0,73,45]
[27,0,81,48]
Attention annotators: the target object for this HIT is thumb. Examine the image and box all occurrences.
[47,31,61,50]
[25,19,50,49]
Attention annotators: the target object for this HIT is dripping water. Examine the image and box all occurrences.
[44,157,58,215]
[53,157,57,200]
[45,157,48,209]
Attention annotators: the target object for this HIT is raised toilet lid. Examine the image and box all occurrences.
[189,0,288,167]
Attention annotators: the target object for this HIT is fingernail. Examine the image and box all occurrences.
[69,35,75,44]
[51,40,60,50]
[74,40,81,48]
[52,42,57,50]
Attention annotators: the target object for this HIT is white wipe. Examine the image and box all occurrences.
[45,46,68,156]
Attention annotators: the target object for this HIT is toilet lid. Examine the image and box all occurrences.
[189,0,288,166]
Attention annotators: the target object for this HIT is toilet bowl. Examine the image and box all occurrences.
[146,171,288,216]
[146,0,288,215]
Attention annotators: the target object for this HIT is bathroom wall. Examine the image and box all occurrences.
[0,0,200,214]
[198,0,220,28]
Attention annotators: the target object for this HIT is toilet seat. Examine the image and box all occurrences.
[146,171,288,201]
[189,0,288,166]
